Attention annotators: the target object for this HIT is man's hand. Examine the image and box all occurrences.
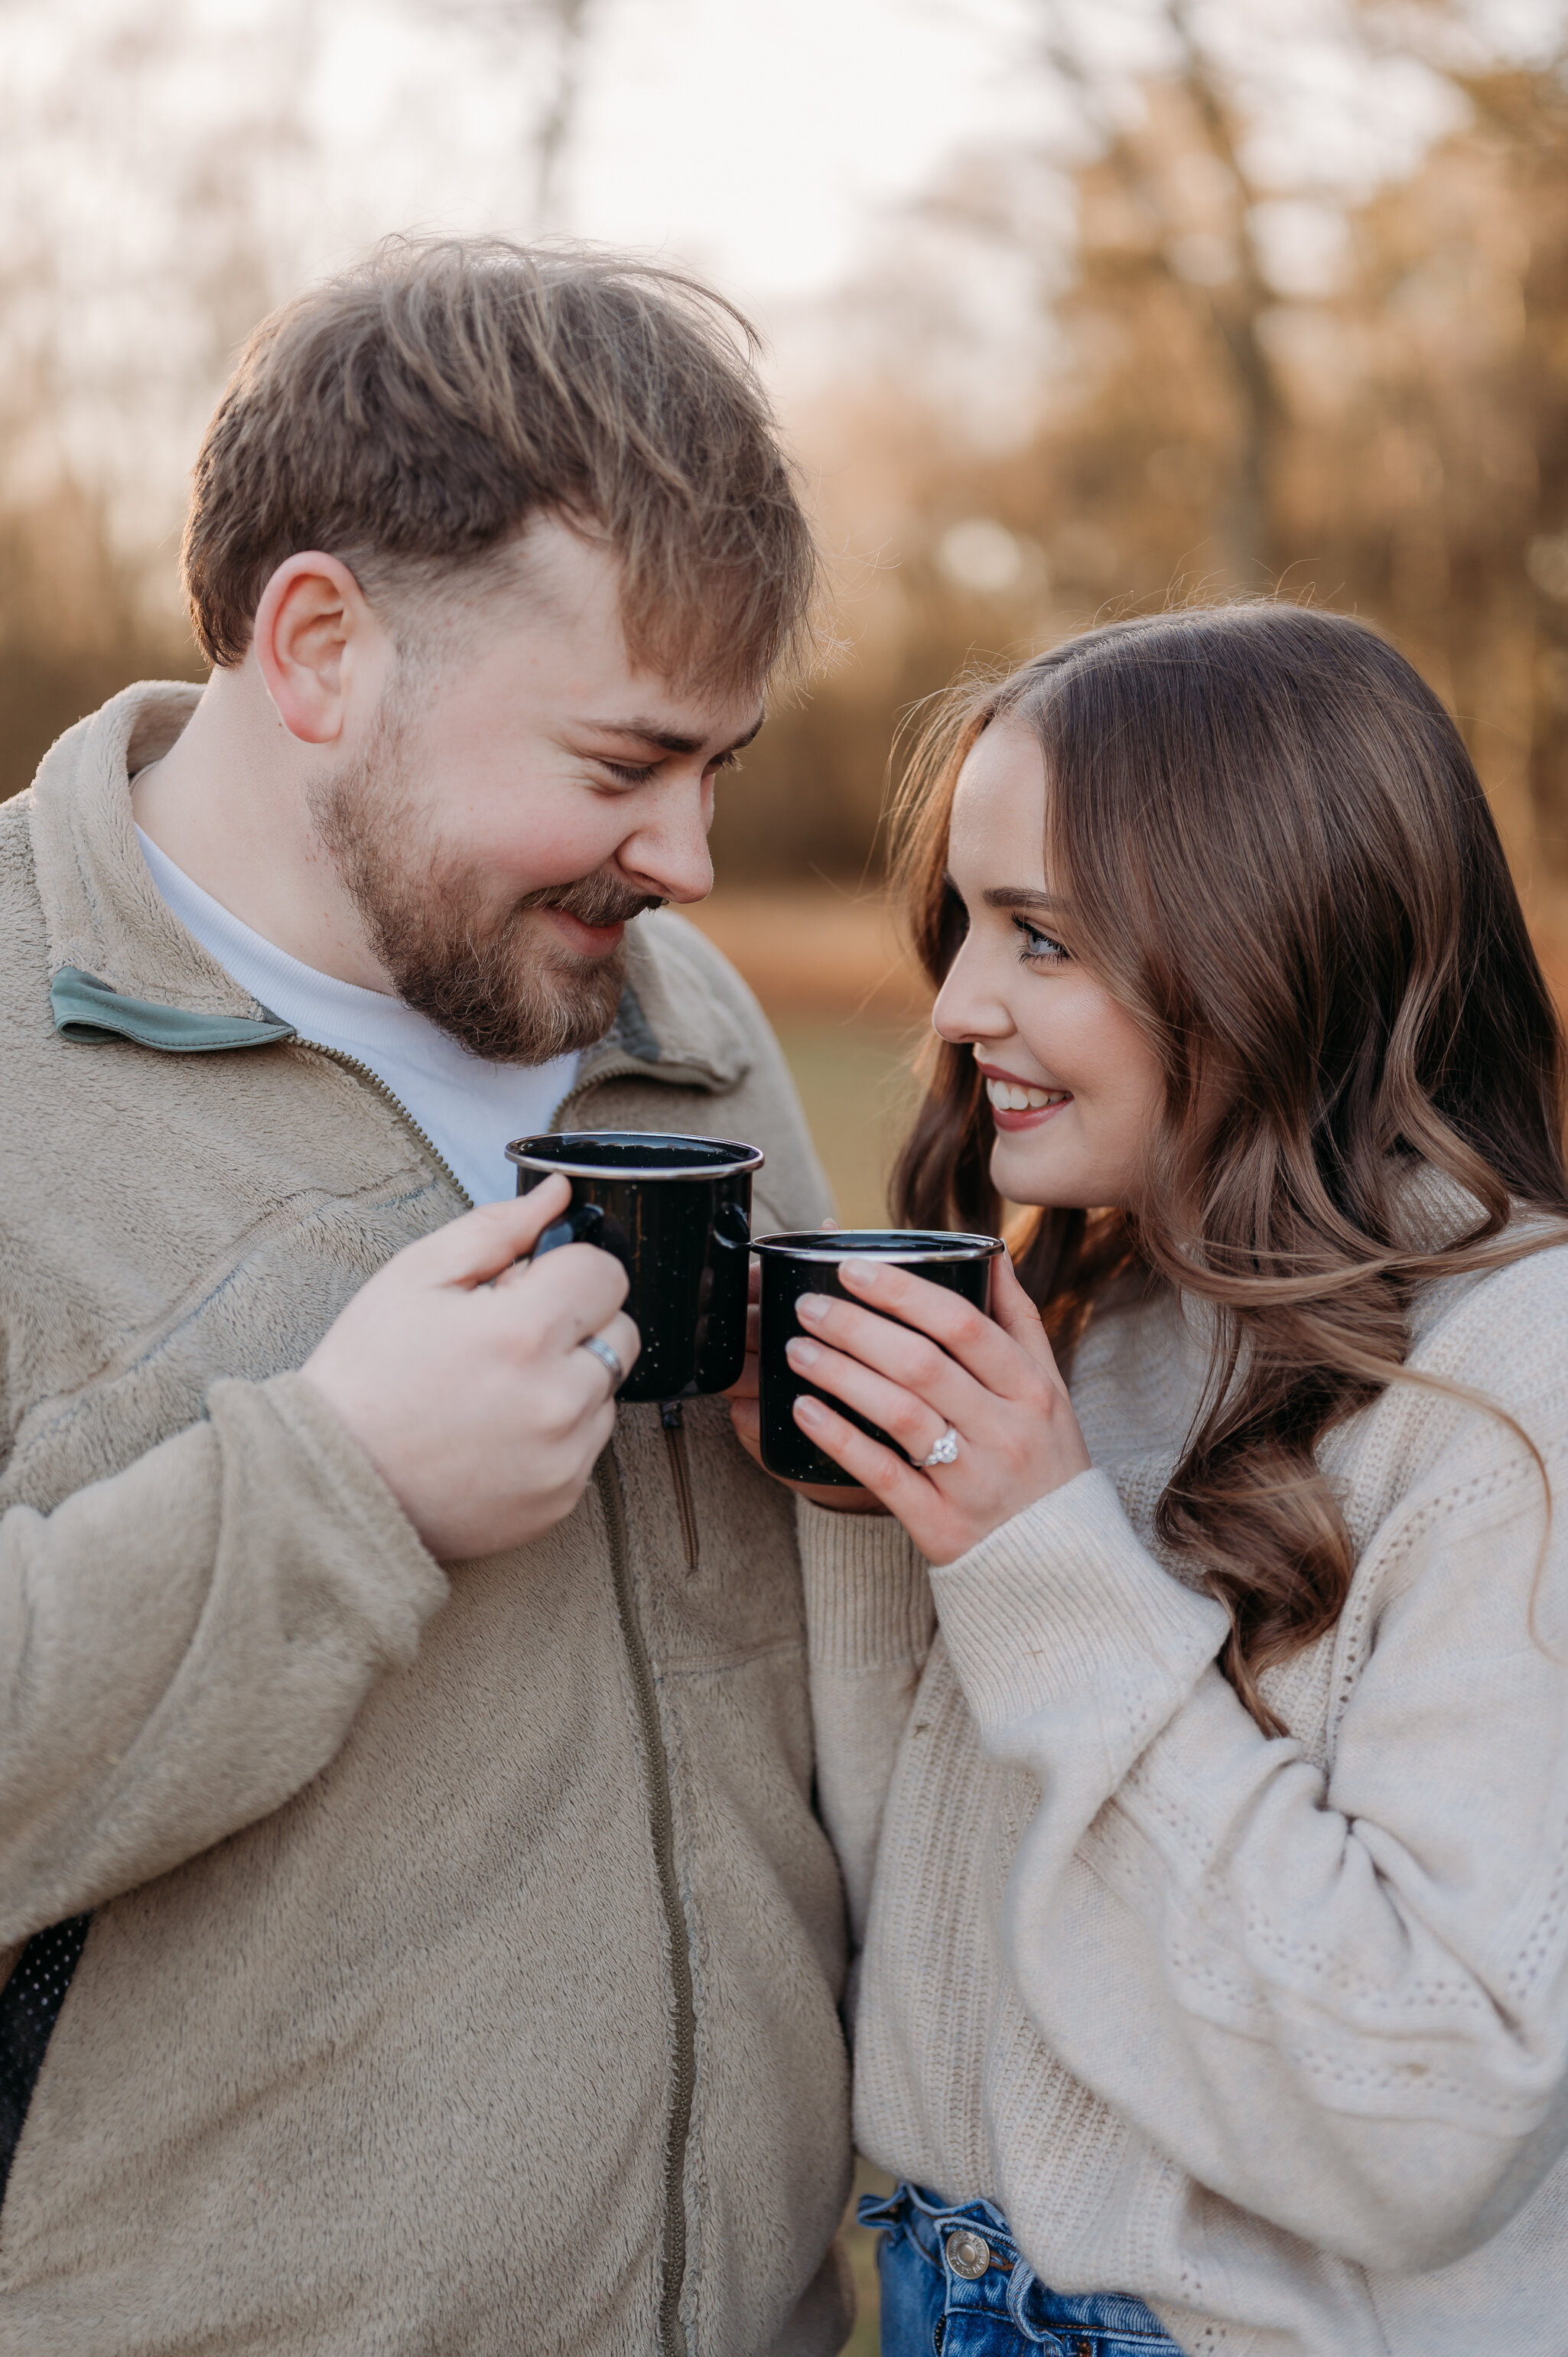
[303,1174,639,1559]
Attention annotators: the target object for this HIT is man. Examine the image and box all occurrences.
[0,239,852,2355]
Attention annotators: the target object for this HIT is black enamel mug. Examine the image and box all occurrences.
[753,1228,1007,1486]
[506,1131,764,1404]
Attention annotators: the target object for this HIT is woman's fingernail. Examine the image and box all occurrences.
[795,1395,825,1425]
[841,1258,880,1285]
[787,1336,821,1368]
[797,1293,829,1322]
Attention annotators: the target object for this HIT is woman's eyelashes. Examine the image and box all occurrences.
[1014,916,1069,965]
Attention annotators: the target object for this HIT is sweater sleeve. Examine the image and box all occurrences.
[799,1498,935,1948]
[930,1434,1568,2278]
[0,1372,447,1942]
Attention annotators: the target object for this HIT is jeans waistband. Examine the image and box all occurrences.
[858,2181,1182,2346]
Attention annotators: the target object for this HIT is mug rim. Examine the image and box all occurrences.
[754,1226,1005,1263]
[506,1128,766,1183]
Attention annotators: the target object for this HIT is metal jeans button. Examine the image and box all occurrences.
[945,2227,991,2279]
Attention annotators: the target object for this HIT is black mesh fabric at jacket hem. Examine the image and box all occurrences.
[0,1915,92,2207]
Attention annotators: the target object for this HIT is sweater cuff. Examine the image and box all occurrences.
[929,1468,1228,1736]
[795,1496,935,1670]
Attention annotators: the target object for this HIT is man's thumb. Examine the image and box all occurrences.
[405,1175,573,1288]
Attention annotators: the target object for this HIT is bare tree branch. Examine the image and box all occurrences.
[415,0,595,231]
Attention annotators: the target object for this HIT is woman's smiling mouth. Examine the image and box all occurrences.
[977,1062,1073,1128]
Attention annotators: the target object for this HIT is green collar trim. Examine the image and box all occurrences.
[604,984,662,1067]
[50,967,296,1053]
[50,969,682,1074]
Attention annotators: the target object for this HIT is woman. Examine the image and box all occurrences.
[730,605,1568,2355]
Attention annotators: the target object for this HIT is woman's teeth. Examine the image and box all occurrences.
[986,1079,1069,1112]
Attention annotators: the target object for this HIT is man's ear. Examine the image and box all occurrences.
[252,553,381,745]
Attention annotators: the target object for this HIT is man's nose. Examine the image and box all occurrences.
[619,783,715,907]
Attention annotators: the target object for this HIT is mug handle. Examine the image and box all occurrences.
[711,1201,752,1251]
[532,1200,607,1257]
[530,1199,636,1278]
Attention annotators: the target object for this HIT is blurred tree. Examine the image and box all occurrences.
[0,483,202,803]
[1462,63,1568,884]
[1036,0,1287,587]
[0,0,323,795]
[412,0,596,229]
[721,0,1568,927]
[4,0,1566,938]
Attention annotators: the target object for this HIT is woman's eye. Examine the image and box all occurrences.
[1015,918,1068,965]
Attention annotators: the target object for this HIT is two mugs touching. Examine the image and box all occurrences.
[508,1129,997,1491]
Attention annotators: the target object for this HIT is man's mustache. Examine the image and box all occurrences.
[513,871,667,930]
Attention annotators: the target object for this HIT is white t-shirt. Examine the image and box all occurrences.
[137,829,581,1205]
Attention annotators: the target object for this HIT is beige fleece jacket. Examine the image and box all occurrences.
[0,682,852,2357]
[803,1240,1568,2357]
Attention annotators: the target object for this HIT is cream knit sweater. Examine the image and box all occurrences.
[802,1235,1568,2357]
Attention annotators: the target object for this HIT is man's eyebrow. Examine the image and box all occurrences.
[584,710,766,758]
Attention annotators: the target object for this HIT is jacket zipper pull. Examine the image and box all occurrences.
[659,1401,701,1574]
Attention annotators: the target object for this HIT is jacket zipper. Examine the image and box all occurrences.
[558,1060,706,1577]
[659,1404,701,1573]
[293,1039,475,1207]
[297,1037,696,2353]
[292,1040,671,1211]
[596,1450,695,2357]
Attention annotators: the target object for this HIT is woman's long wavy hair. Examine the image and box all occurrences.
[891,604,1568,1730]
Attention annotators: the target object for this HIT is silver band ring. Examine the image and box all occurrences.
[579,1333,624,1389]
[917,1425,961,1470]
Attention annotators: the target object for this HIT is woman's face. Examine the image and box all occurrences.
[934,718,1165,1211]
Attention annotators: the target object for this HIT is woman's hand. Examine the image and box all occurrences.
[782,1249,1091,1563]
[727,1259,886,1514]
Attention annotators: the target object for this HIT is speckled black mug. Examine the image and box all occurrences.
[753,1227,1005,1486]
[506,1131,764,1404]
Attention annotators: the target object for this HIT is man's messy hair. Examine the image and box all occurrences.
[183,234,825,699]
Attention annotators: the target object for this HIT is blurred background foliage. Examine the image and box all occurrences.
[6,4,1568,923]
[722,11,1568,923]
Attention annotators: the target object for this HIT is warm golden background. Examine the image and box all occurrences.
[5,2,1568,2340]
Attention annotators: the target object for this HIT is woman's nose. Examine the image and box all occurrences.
[932,935,1011,1045]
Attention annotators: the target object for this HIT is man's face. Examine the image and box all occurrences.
[307,516,763,1063]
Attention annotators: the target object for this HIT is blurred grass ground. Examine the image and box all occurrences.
[684,886,928,1229]
[772,1019,923,1227]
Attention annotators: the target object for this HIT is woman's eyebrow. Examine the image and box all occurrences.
[981,887,1070,913]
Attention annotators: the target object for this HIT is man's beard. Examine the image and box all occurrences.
[307,711,664,1065]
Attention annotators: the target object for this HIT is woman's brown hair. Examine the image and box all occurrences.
[891,604,1568,1730]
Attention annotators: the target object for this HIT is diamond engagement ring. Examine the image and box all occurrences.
[917,1426,961,1469]
[579,1333,624,1390]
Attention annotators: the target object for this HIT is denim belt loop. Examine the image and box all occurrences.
[1006,2254,1058,2345]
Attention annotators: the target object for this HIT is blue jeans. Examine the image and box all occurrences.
[860,2183,1184,2355]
